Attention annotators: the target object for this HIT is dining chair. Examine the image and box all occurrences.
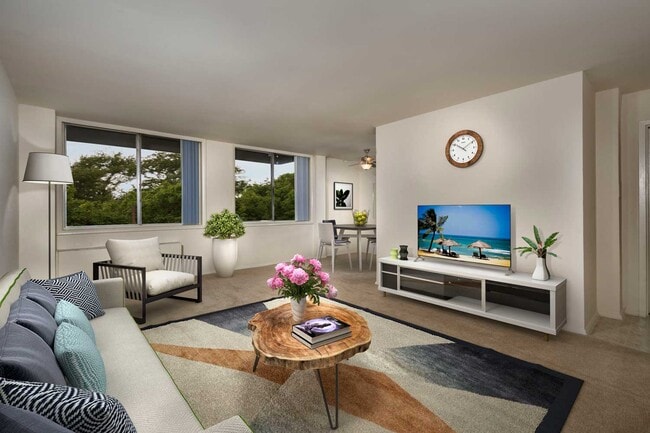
[322,219,350,241]
[317,222,352,273]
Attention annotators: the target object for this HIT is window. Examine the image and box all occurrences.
[235,149,309,222]
[64,124,200,227]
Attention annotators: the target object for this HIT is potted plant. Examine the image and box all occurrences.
[515,225,559,280]
[204,209,246,277]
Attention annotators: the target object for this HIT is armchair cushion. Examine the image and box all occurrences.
[146,270,195,296]
[106,237,164,271]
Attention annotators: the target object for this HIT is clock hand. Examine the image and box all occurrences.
[452,143,466,151]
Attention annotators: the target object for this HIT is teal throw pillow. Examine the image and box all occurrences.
[55,300,95,343]
[54,322,106,393]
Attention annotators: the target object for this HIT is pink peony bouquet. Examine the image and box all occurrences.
[267,254,338,304]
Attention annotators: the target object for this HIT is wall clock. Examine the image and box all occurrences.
[445,130,483,168]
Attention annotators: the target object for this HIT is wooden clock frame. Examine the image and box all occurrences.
[445,129,484,168]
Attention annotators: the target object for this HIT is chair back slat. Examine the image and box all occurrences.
[162,254,197,274]
[122,268,143,301]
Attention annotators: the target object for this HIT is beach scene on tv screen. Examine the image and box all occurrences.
[418,204,511,268]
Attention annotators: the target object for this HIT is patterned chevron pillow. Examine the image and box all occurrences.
[31,271,104,320]
[0,378,136,433]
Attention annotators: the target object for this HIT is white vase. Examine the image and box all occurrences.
[211,238,238,277]
[290,298,307,323]
[532,257,550,281]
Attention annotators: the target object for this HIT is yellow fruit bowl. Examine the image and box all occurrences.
[353,209,369,226]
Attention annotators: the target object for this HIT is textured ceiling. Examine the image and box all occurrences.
[1,0,649,160]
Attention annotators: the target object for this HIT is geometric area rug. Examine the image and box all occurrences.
[142,298,582,433]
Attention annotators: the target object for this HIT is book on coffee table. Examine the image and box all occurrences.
[292,315,351,343]
[292,331,350,349]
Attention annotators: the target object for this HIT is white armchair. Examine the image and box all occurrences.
[93,237,202,324]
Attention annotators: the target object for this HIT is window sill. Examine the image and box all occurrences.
[243,220,313,228]
[60,224,203,236]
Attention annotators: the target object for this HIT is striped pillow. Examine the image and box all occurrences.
[0,378,135,433]
[31,272,104,320]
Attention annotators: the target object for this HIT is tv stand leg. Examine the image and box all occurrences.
[544,334,549,342]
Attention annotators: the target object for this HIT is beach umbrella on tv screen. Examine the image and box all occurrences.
[468,240,492,257]
[442,239,460,254]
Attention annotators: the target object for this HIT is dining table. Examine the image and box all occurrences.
[334,223,377,271]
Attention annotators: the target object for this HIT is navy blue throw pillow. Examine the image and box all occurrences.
[20,281,58,316]
[0,322,66,385]
[7,297,58,347]
[0,403,74,433]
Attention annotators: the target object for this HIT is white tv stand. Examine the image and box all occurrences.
[378,257,566,336]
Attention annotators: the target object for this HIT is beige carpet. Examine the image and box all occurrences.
[135,256,650,433]
[143,298,582,433]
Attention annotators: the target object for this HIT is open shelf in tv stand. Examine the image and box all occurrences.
[378,257,567,337]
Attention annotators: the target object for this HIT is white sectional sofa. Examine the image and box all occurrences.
[0,268,252,433]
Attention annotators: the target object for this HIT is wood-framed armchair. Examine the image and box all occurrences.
[93,238,202,324]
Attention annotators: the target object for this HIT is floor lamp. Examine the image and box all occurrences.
[23,152,74,279]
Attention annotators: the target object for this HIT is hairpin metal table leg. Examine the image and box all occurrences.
[252,354,260,372]
[316,364,339,429]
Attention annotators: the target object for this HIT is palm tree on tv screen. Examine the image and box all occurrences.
[419,208,448,252]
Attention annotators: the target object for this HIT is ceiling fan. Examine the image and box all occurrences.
[357,149,376,170]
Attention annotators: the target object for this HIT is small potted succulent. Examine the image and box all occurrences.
[204,209,246,277]
[515,225,559,280]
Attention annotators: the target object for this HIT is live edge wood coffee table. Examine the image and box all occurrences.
[248,302,371,429]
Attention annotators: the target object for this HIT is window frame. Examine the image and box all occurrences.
[57,118,203,232]
[234,145,311,224]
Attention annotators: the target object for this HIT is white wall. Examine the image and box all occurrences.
[621,88,650,316]
[377,72,592,334]
[18,105,56,278]
[582,77,597,332]
[326,158,376,225]
[325,158,376,255]
[595,89,622,319]
[0,60,19,276]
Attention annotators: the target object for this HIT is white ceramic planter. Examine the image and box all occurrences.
[290,298,307,323]
[532,257,550,281]
[211,238,238,277]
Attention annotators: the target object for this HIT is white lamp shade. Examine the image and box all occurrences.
[23,152,73,184]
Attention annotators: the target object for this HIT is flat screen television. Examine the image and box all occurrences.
[417,204,511,269]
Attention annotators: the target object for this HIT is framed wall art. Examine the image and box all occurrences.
[333,182,353,210]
